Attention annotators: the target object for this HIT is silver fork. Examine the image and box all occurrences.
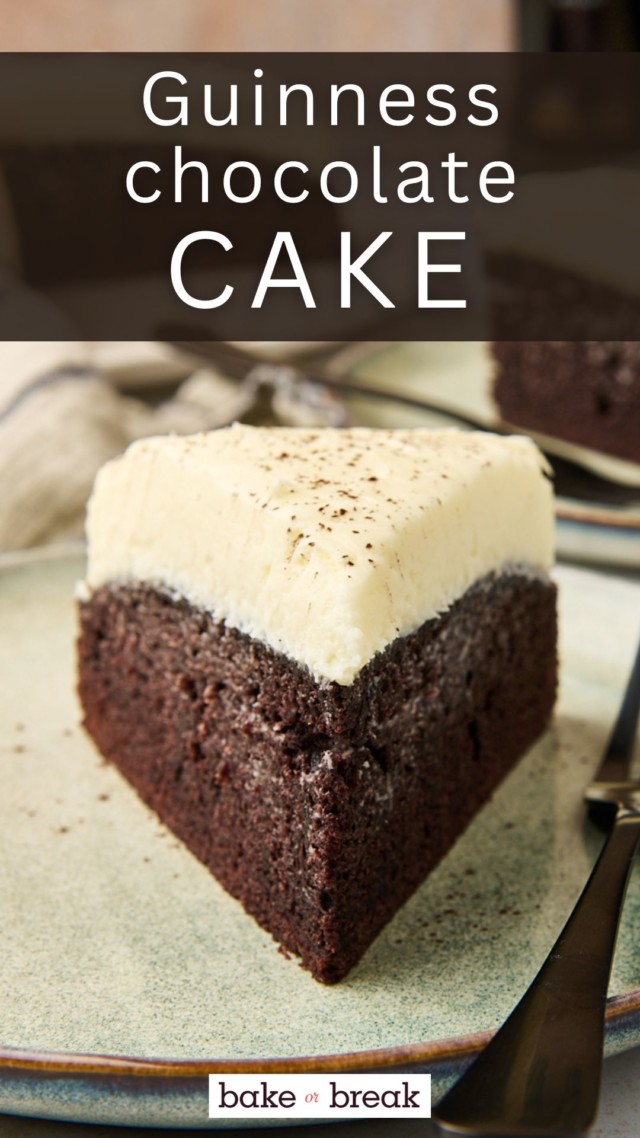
[433,640,640,1138]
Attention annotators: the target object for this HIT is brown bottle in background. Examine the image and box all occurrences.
[514,0,639,165]
[546,0,636,50]
[549,0,607,50]
[517,0,638,50]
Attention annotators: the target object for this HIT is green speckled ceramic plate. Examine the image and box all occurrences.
[1,547,639,1129]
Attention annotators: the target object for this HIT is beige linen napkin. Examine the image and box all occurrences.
[0,342,255,551]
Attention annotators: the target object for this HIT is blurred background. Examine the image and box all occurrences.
[0,0,515,51]
[0,0,638,51]
[0,0,638,565]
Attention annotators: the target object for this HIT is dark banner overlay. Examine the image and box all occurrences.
[1,53,640,340]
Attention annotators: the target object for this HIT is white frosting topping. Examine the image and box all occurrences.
[84,425,554,685]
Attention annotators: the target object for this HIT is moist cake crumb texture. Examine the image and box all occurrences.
[485,168,640,463]
[492,333,640,465]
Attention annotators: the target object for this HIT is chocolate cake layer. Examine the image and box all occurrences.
[78,570,557,984]
[492,337,640,465]
[490,250,640,464]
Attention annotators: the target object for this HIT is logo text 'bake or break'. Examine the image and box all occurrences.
[208,1073,432,1119]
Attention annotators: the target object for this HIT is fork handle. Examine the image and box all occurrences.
[433,808,640,1138]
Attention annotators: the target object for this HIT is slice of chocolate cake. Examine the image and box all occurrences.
[77,425,557,983]
[486,169,640,465]
[492,339,640,466]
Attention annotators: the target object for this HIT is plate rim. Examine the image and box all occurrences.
[1,987,639,1079]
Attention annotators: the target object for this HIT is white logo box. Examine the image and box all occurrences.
[209,1073,431,1119]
